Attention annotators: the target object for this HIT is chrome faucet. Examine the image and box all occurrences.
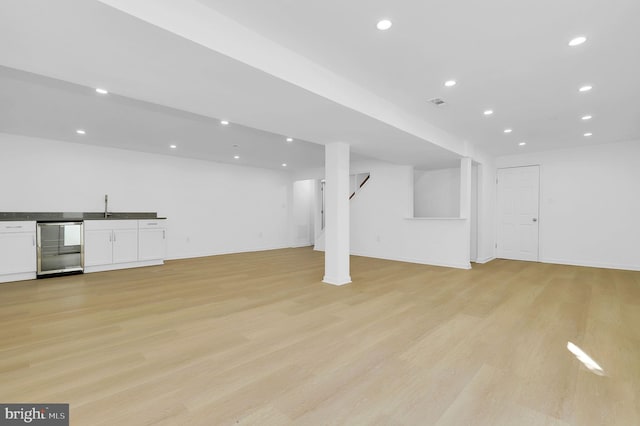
[104,194,112,218]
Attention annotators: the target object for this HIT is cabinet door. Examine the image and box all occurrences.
[113,229,138,264]
[85,230,113,266]
[138,228,166,261]
[0,232,36,274]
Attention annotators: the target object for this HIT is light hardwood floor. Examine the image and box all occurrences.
[1,248,639,425]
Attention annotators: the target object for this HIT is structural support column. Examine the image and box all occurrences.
[459,157,472,219]
[323,142,351,285]
[460,157,472,267]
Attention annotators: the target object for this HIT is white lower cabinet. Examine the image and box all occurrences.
[1,218,167,281]
[138,220,166,261]
[0,221,37,283]
[84,220,139,271]
[84,229,114,266]
[84,219,166,273]
[113,229,139,264]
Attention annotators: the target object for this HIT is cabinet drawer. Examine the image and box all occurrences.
[85,220,138,231]
[138,219,166,229]
[0,221,36,233]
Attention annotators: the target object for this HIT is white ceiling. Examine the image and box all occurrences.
[0,65,331,170]
[199,0,640,154]
[1,0,639,170]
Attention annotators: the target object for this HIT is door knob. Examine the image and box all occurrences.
[533,218,538,222]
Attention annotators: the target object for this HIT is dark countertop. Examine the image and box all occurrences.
[0,212,166,222]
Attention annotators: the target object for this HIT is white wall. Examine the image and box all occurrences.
[295,153,498,270]
[291,179,315,247]
[470,164,478,261]
[496,140,640,271]
[0,133,292,259]
[347,160,470,269]
[475,162,496,264]
[414,167,460,217]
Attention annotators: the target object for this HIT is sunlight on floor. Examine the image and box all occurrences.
[567,341,605,376]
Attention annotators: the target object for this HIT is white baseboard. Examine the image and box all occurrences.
[290,243,313,248]
[0,271,36,284]
[322,275,352,286]
[540,257,640,272]
[474,256,496,264]
[166,246,472,271]
[166,244,292,261]
[84,259,164,273]
[350,250,472,270]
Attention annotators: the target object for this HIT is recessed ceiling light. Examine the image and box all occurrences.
[519,142,527,146]
[95,88,108,95]
[484,110,494,116]
[234,155,240,159]
[376,19,392,31]
[569,36,587,47]
[76,129,86,135]
[220,120,229,125]
[584,132,593,137]
[504,129,513,134]
[281,163,287,167]
[286,137,293,142]
[582,115,592,120]
[579,85,592,92]
[444,80,457,87]
[170,144,177,149]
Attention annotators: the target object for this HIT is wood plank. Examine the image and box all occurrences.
[0,248,638,425]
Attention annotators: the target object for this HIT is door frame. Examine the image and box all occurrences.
[495,165,541,261]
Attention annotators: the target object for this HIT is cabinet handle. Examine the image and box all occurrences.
[32,235,35,246]
[162,230,165,239]
[113,231,116,242]
[6,225,23,229]
[147,222,158,226]
[109,232,112,242]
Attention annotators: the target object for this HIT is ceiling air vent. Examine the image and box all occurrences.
[428,97,446,106]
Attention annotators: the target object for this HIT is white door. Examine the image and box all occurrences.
[497,166,540,261]
[138,228,166,261]
[113,229,138,264]
[0,232,36,274]
[85,230,113,266]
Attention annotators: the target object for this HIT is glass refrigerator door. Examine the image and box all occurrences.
[38,223,84,275]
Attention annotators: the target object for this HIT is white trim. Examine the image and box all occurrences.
[350,250,471,270]
[322,275,352,286]
[166,244,292,261]
[540,257,640,272]
[496,254,538,262]
[496,165,541,262]
[404,217,466,221]
[289,243,313,248]
[84,259,163,273]
[0,272,36,284]
[474,256,496,264]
